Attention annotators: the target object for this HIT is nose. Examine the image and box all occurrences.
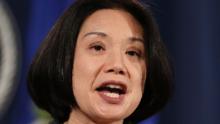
[104,50,128,76]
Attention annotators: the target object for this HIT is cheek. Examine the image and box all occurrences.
[132,65,145,109]
[133,61,146,81]
[72,53,103,91]
[131,62,146,93]
[72,55,97,106]
[141,63,147,91]
[73,58,92,88]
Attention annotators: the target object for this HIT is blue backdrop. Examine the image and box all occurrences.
[154,0,220,124]
[1,0,219,124]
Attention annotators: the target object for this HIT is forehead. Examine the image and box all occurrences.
[78,9,143,39]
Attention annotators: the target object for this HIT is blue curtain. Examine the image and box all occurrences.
[1,0,220,124]
[152,0,220,124]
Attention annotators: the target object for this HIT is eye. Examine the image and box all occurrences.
[89,42,105,53]
[126,49,142,58]
[92,45,104,51]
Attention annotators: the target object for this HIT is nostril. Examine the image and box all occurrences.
[107,69,115,73]
[118,70,124,75]
[106,67,125,75]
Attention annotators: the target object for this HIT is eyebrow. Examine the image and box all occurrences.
[83,31,144,43]
[83,32,107,38]
[129,37,144,43]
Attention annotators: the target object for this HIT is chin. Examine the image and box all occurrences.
[91,106,131,122]
[92,113,125,123]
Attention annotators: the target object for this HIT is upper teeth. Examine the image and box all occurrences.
[106,84,122,89]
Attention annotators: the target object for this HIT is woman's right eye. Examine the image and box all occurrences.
[92,45,104,51]
[89,43,105,53]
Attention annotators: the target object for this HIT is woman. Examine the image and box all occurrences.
[27,0,173,124]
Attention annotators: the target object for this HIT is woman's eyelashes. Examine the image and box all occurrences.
[92,45,105,51]
[88,42,105,54]
[126,49,143,59]
[88,41,144,59]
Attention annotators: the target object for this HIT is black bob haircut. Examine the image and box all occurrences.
[28,0,173,123]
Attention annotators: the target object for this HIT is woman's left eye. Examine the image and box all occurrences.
[126,50,142,58]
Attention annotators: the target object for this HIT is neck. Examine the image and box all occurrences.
[65,108,123,124]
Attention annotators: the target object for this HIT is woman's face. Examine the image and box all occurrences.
[72,9,147,123]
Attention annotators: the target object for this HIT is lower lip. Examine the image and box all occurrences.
[97,91,125,104]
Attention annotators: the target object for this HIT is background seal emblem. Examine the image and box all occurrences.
[0,0,21,119]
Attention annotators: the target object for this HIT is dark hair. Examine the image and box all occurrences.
[27,0,173,123]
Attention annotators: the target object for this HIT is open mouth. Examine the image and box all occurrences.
[95,82,127,104]
[95,82,127,103]
[96,83,127,95]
